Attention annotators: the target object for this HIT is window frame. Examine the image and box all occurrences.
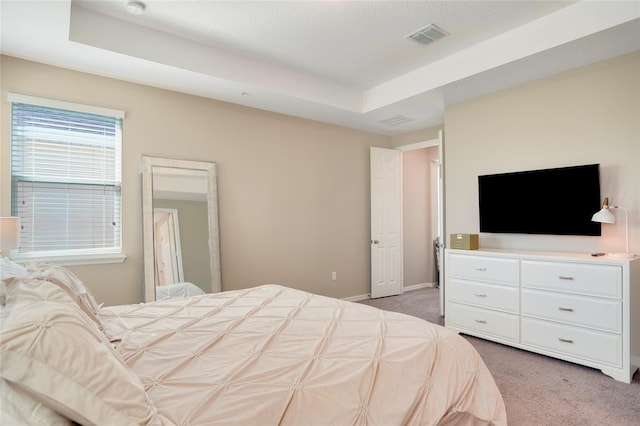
[7,93,126,266]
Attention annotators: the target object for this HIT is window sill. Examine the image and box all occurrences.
[12,253,127,267]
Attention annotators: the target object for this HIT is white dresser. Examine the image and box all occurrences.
[444,248,639,383]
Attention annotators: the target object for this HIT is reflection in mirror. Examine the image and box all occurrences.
[142,156,221,302]
[153,208,184,285]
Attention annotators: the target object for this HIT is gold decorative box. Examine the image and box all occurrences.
[450,233,479,250]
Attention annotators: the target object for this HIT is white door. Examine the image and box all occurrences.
[154,209,184,285]
[370,147,403,298]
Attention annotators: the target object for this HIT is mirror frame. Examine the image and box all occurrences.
[141,156,222,302]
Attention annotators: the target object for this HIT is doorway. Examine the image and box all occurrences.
[402,147,439,285]
[397,133,444,315]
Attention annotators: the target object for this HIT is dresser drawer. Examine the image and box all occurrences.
[521,317,622,367]
[446,303,519,342]
[521,260,621,299]
[448,254,519,285]
[448,279,518,313]
[522,289,621,333]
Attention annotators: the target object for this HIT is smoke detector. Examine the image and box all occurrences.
[126,1,146,15]
[406,24,449,46]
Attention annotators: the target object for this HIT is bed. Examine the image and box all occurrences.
[1,263,507,425]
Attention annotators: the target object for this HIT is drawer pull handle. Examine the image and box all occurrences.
[558,276,574,280]
[475,267,487,271]
[475,293,487,298]
[475,319,487,324]
[558,338,574,344]
[558,307,574,312]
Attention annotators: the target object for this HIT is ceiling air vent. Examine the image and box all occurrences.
[405,24,449,46]
[379,115,414,127]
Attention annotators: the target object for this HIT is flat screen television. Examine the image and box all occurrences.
[478,164,601,236]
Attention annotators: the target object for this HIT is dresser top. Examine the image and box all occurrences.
[446,248,639,265]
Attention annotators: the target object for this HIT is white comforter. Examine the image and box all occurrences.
[101,285,506,425]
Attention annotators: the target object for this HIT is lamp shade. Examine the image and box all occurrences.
[0,217,21,251]
[591,197,616,224]
[592,208,615,224]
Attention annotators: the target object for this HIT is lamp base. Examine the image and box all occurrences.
[609,252,637,260]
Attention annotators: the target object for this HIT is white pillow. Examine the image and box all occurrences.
[0,257,27,282]
[25,263,104,329]
[0,278,167,426]
[1,378,72,425]
[1,258,28,307]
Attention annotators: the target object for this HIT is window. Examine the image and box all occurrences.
[8,93,125,265]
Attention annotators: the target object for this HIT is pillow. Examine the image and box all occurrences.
[1,378,72,425]
[156,281,206,300]
[0,278,166,426]
[0,257,27,283]
[25,263,103,329]
[1,257,28,307]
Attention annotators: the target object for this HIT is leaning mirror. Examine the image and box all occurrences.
[141,156,221,302]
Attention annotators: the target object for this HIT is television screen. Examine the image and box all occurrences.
[478,164,601,236]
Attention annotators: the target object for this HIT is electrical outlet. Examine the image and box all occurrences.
[331,272,337,281]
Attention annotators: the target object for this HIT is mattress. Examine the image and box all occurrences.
[101,284,506,425]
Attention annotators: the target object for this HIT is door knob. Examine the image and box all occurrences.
[372,240,379,244]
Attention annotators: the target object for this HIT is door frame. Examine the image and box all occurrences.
[395,130,445,315]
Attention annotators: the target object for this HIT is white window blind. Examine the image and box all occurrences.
[10,96,123,259]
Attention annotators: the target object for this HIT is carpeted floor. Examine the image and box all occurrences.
[358,287,640,426]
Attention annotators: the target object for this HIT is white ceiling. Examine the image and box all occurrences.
[1,1,639,135]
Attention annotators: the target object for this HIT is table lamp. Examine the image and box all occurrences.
[591,198,635,259]
[0,217,20,257]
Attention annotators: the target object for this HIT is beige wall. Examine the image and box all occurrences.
[391,125,443,147]
[1,56,391,306]
[444,52,640,255]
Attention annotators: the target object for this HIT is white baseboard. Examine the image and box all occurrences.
[342,282,437,302]
[404,282,437,291]
[342,293,371,302]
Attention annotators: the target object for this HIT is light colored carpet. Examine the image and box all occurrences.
[357,287,640,425]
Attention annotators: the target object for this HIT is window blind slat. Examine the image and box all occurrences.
[10,100,122,256]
